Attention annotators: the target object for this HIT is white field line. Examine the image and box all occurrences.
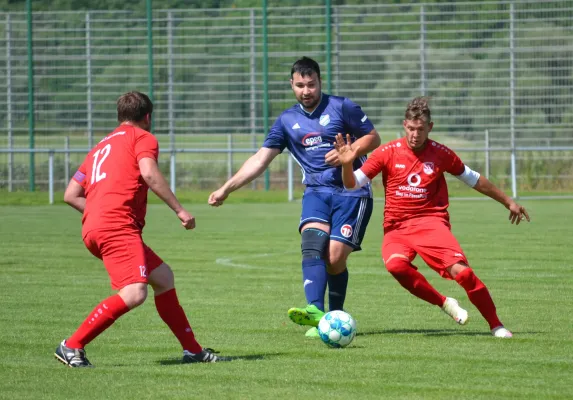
[215,251,385,275]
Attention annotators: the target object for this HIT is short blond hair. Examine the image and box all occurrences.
[405,97,431,122]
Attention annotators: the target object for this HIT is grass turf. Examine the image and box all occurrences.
[0,200,572,399]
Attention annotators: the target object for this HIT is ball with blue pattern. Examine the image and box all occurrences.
[317,310,357,348]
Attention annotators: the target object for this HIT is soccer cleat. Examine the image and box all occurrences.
[54,340,93,368]
[182,348,232,363]
[492,326,513,338]
[287,304,325,327]
[441,297,469,325]
[305,327,320,338]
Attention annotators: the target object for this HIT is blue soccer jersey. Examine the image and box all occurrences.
[263,94,375,198]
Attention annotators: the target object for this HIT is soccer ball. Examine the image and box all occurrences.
[317,310,357,348]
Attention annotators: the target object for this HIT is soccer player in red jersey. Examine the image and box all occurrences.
[334,97,530,338]
[55,91,230,367]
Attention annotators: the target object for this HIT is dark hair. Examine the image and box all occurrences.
[405,96,431,122]
[291,56,321,79]
[117,91,153,123]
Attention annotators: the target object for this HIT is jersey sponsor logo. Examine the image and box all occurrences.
[395,164,406,169]
[319,114,330,126]
[301,132,323,147]
[423,162,434,175]
[361,114,368,123]
[407,173,422,187]
[395,172,428,199]
[292,122,301,129]
[340,224,353,238]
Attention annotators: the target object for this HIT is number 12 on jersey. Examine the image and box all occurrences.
[91,144,111,184]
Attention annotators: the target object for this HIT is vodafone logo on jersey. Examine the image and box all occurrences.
[301,133,323,147]
[407,173,422,187]
[340,224,353,238]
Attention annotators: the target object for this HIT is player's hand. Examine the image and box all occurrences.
[507,201,530,225]
[177,209,196,230]
[324,148,341,166]
[334,133,361,166]
[208,188,228,207]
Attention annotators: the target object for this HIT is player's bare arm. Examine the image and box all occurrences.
[472,176,530,225]
[325,129,381,166]
[139,157,195,230]
[63,179,86,213]
[208,147,280,207]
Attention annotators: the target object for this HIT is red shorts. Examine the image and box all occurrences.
[83,228,164,290]
[382,217,468,279]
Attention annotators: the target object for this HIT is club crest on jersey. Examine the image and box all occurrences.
[319,114,330,126]
[423,162,434,175]
[340,224,353,238]
[301,132,323,147]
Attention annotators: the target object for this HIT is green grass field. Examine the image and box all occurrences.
[1,200,572,399]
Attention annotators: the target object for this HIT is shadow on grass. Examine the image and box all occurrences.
[357,328,541,337]
[358,329,489,337]
[157,352,285,365]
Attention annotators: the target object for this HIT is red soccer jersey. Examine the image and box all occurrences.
[360,137,465,229]
[72,125,159,237]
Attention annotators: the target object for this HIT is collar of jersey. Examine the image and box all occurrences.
[298,93,325,117]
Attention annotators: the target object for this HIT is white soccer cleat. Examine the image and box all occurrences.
[441,297,469,325]
[491,326,513,338]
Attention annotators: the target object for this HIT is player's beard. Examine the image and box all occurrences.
[300,93,320,111]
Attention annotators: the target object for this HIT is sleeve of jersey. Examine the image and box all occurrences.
[135,133,159,162]
[72,159,88,188]
[262,116,287,152]
[447,149,480,187]
[445,149,465,176]
[359,147,385,180]
[341,98,375,137]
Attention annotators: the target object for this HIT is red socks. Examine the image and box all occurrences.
[455,268,502,329]
[154,289,203,354]
[386,258,446,307]
[66,294,129,349]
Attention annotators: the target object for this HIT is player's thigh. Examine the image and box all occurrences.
[83,231,103,260]
[412,218,469,279]
[330,196,373,251]
[382,228,416,265]
[299,191,332,232]
[96,230,150,290]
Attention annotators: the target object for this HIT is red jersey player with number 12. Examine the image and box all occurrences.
[335,97,530,338]
[55,91,230,367]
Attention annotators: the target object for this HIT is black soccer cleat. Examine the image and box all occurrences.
[54,340,94,368]
[182,348,232,363]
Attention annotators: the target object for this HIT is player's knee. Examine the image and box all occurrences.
[119,283,148,309]
[327,248,349,274]
[384,256,411,275]
[149,263,175,294]
[301,228,329,259]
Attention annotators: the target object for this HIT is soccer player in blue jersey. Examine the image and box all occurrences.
[209,57,381,337]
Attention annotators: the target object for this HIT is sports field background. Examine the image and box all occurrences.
[1,199,572,399]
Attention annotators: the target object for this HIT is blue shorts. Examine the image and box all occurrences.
[299,191,373,251]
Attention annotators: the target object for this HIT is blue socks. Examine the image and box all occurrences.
[301,258,328,311]
[328,269,348,311]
